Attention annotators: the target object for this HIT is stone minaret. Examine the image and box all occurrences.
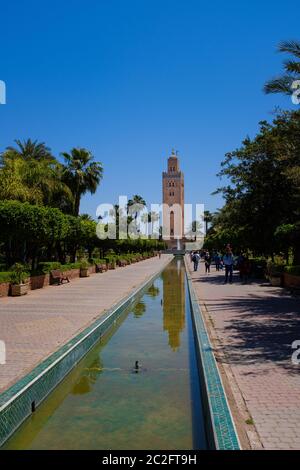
[162,150,184,247]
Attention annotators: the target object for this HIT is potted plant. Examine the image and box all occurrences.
[80,260,90,277]
[267,261,284,287]
[10,263,29,296]
[109,258,116,269]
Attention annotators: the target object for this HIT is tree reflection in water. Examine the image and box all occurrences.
[132,301,146,318]
[71,356,103,395]
[162,259,186,351]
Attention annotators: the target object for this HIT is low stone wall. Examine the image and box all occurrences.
[283,273,300,289]
[60,268,80,280]
[29,274,50,290]
[0,282,10,297]
[88,265,96,275]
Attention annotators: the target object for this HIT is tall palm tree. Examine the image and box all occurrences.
[141,211,159,237]
[61,148,103,216]
[204,210,213,234]
[4,139,55,162]
[127,195,146,219]
[264,40,300,98]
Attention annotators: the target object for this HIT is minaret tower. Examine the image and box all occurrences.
[162,150,184,248]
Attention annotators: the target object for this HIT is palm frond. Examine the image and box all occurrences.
[283,60,300,74]
[278,40,300,59]
[264,76,294,95]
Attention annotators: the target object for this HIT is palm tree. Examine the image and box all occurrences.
[61,148,103,216]
[264,40,300,98]
[204,210,213,234]
[141,211,160,237]
[127,195,146,220]
[4,139,55,162]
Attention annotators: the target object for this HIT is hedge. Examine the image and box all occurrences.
[284,265,300,276]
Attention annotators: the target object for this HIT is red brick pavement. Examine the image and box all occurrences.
[187,258,300,450]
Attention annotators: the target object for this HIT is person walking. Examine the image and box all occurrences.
[223,247,234,284]
[214,252,221,271]
[240,255,251,284]
[192,251,200,271]
[204,251,211,274]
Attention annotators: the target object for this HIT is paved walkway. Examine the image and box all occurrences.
[0,255,172,394]
[187,257,300,450]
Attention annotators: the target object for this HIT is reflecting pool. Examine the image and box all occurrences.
[3,258,207,450]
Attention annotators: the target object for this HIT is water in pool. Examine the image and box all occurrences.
[3,258,207,450]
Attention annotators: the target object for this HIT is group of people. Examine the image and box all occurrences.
[190,245,251,284]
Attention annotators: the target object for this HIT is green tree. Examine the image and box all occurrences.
[61,148,103,216]
[127,195,146,220]
[264,40,300,99]
[210,111,300,260]
[204,210,213,234]
[4,138,55,162]
[0,142,73,211]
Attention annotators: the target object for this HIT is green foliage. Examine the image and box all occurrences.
[0,142,73,211]
[61,262,82,271]
[80,259,90,269]
[207,110,300,262]
[267,261,285,276]
[285,265,300,276]
[38,262,61,273]
[91,258,107,265]
[264,40,300,98]
[10,263,29,285]
[61,148,103,216]
[0,272,12,283]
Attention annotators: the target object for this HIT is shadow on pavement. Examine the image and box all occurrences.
[191,267,300,375]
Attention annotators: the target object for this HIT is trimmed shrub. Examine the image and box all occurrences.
[38,262,62,273]
[285,265,300,276]
[0,272,12,283]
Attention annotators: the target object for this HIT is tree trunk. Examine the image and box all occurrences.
[74,192,81,216]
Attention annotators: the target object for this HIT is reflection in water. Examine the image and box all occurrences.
[146,284,160,298]
[162,258,185,351]
[133,301,146,318]
[133,284,160,318]
[72,357,103,395]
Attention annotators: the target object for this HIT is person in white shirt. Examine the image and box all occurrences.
[223,247,234,284]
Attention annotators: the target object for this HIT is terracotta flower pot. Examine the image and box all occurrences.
[80,268,89,278]
[11,283,29,296]
[270,275,282,287]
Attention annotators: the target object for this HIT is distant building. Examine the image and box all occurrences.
[162,150,184,249]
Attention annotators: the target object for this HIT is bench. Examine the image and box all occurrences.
[117,260,127,267]
[95,263,108,273]
[50,270,70,285]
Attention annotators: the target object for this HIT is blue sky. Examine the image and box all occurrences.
[0,0,299,217]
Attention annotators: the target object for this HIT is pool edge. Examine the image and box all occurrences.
[185,258,241,450]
